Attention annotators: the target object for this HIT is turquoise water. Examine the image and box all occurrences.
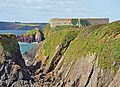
[19,42,37,53]
[0,30,37,53]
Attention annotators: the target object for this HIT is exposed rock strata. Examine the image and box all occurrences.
[0,34,34,87]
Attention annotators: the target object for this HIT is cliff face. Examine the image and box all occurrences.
[28,21,120,87]
[0,34,34,87]
[0,34,25,66]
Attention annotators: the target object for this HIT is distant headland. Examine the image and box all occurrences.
[0,21,48,30]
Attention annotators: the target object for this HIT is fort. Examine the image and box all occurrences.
[49,18,109,27]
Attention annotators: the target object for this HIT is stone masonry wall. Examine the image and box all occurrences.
[50,18,109,27]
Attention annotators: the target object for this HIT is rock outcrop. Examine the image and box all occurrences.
[108,68,120,87]
[0,34,34,87]
[17,28,44,43]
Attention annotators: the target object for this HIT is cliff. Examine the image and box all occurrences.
[1,20,120,87]
[0,34,25,66]
[0,34,34,87]
[27,21,120,87]
[18,28,44,43]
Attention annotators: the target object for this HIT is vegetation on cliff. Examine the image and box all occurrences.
[44,24,79,38]
[0,34,19,53]
[35,21,120,71]
[0,34,36,87]
[0,34,25,67]
[16,20,120,86]
[23,28,40,36]
[63,22,120,70]
[35,26,79,63]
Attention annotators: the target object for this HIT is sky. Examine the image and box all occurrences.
[0,0,120,23]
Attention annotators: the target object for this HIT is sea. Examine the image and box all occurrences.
[0,30,37,53]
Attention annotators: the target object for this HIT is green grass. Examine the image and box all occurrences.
[35,21,120,71]
[44,24,80,38]
[23,28,39,35]
[0,34,20,65]
[63,22,120,69]
[53,25,79,30]
[0,34,19,53]
[43,29,79,62]
[34,26,80,65]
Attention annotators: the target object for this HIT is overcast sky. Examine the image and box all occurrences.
[0,0,120,23]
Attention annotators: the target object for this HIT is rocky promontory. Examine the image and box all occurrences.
[17,28,44,43]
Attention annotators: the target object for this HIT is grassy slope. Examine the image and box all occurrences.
[35,25,80,63]
[63,21,120,69]
[44,29,79,62]
[23,28,40,36]
[35,22,120,70]
[44,24,80,38]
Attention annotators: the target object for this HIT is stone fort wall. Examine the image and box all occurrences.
[49,18,109,27]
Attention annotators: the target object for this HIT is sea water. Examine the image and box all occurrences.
[0,30,37,53]
[18,42,37,53]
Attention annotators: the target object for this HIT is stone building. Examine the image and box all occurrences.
[49,18,109,27]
